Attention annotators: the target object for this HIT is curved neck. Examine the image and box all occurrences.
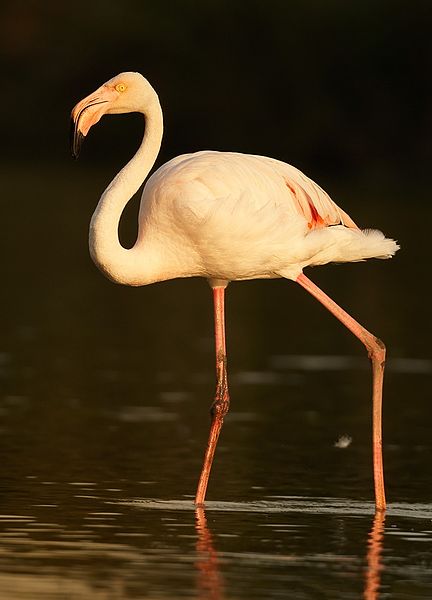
[89,95,163,284]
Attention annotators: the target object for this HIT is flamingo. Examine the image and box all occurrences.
[71,72,398,511]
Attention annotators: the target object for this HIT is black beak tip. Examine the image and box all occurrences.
[71,146,80,160]
[70,118,85,159]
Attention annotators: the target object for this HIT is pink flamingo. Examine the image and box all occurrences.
[71,72,398,511]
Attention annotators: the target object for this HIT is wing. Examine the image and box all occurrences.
[272,160,359,231]
[143,151,359,233]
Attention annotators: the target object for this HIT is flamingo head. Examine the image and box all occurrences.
[70,72,154,159]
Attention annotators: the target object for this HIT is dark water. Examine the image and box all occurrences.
[1,164,431,598]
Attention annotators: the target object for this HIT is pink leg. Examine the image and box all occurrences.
[296,273,386,511]
[195,287,230,505]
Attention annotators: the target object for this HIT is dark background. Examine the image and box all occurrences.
[2,0,430,178]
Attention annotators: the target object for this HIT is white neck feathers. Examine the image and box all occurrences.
[89,92,163,285]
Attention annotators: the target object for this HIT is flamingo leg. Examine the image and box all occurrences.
[296,273,386,511]
[195,286,230,505]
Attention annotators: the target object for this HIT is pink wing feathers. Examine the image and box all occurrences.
[282,174,359,231]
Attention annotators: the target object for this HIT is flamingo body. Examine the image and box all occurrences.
[71,72,398,510]
[134,150,397,285]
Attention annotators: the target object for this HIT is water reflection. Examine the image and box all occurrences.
[193,502,387,600]
[364,511,385,600]
[194,504,386,600]
[195,507,225,600]
[193,502,386,600]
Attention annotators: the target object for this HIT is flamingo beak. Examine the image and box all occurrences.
[70,85,117,159]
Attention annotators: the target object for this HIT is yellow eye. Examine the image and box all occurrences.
[115,83,126,92]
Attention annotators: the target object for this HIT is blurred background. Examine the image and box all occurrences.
[1,0,431,522]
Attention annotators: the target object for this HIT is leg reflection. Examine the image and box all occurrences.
[195,507,225,600]
[364,510,385,600]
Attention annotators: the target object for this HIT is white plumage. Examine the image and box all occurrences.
[71,72,397,510]
[140,150,398,283]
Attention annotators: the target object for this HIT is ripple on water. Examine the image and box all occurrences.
[120,497,432,519]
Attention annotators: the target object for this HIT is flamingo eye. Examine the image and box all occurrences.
[115,83,126,92]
